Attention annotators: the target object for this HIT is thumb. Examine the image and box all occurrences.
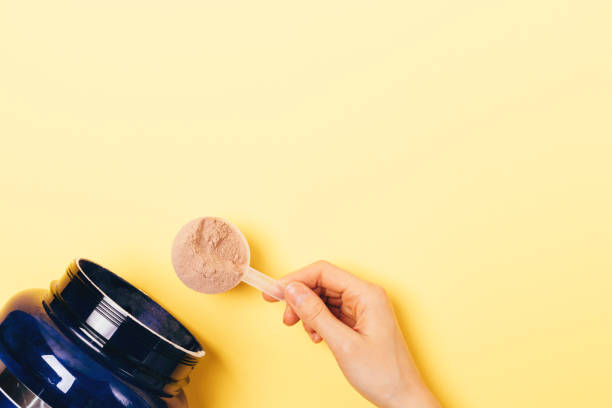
[284,282,356,349]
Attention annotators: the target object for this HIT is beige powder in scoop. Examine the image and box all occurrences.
[171,217,250,293]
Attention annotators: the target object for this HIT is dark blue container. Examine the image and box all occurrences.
[0,259,204,407]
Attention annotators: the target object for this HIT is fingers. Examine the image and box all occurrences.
[262,292,280,302]
[281,292,357,328]
[278,308,322,343]
[282,304,300,326]
[264,260,367,303]
[262,260,369,342]
[279,296,324,343]
[278,260,367,295]
[303,323,322,343]
[284,281,359,352]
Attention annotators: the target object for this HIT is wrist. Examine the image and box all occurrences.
[384,383,440,408]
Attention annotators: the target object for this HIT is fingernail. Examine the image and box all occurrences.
[285,282,308,307]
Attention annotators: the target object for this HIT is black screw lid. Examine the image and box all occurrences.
[44,259,204,397]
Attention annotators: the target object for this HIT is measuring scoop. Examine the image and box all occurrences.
[171,217,285,300]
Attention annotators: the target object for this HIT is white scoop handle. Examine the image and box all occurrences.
[241,267,285,300]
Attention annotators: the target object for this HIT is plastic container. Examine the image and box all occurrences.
[0,258,204,407]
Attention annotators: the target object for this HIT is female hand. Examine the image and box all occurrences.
[263,261,440,408]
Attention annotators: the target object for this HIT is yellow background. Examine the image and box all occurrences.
[1,1,611,407]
